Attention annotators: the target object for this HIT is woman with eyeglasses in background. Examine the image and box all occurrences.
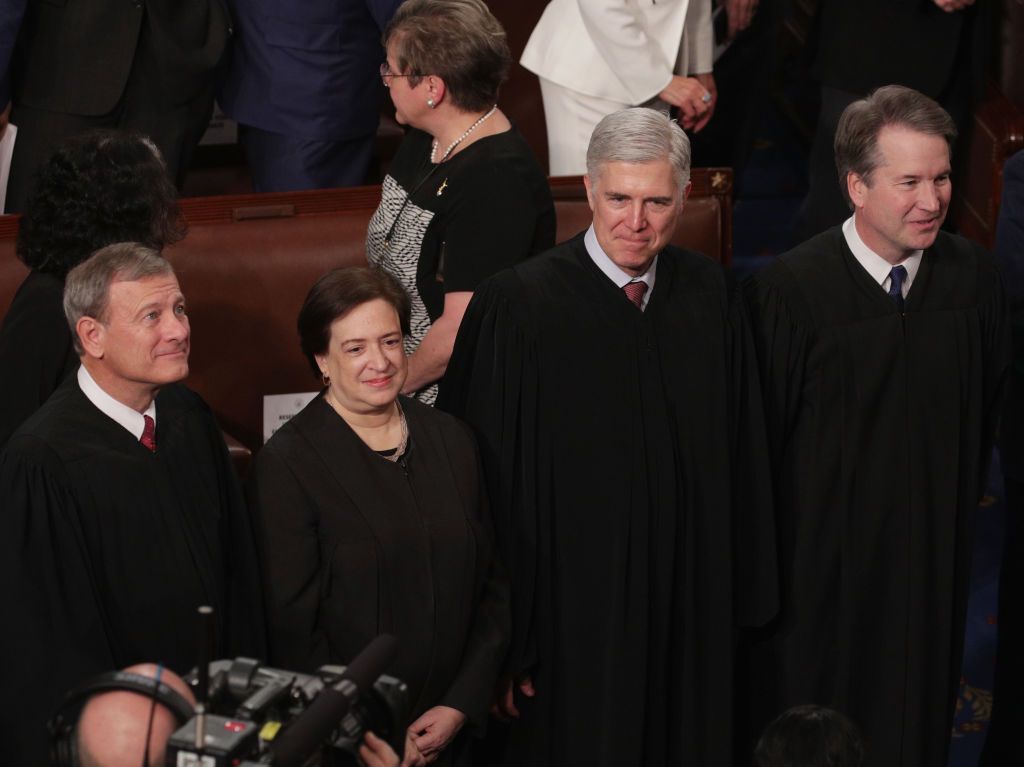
[366,0,555,405]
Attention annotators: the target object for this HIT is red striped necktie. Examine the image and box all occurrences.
[623,281,648,309]
[140,414,157,452]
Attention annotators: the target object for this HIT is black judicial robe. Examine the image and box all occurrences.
[246,395,510,756]
[0,379,266,766]
[437,236,778,767]
[744,228,1011,767]
[0,270,79,448]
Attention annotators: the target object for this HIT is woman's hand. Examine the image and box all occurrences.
[402,291,472,395]
[400,732,426,767]
[407,705,467,763]
[359,731,400,767]
[658,75,714,132]
[693,73,717,132]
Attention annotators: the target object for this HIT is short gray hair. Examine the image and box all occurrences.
[586,108,692,191]
[384,0,511,112]
[64,242,175,355]
[834,84,957,207]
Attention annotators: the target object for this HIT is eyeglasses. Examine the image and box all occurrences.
[379,62,424,87]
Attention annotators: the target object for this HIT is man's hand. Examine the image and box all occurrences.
[400,732,426,767]
[359,731,400,767]
[724,0,758,36]
[408,705,466,763]
[658,75,713,131]
[491,674,535,721]
[932,0,974,10]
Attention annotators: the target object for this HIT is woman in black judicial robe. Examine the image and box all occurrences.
[247,267,509,767]
[0,130,183,447]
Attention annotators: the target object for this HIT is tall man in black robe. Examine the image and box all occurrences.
[437,108,777,767]
[0,243,265,766]
[745,85,1011,767]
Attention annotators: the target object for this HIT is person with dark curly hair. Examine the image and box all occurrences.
[754,705,865,767]
[0,129,183,447]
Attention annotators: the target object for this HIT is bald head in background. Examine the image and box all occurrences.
[77,664,195,767]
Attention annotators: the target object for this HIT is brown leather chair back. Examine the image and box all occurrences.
[166,190,378,446]
[0,171,733,451]
[0,218,26,317]
[951,86,1024,248]
[550,169,733,265]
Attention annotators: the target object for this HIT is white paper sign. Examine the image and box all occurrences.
[0,123,18,214]
[263,392,318,443]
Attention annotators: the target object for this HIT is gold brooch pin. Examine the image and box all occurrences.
[437,178,449,196]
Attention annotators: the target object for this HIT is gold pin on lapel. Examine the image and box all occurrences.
[437,178,449,196]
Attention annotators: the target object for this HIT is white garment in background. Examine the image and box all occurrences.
[521,0,713,173]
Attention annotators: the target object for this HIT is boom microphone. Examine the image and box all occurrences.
[267,634,399,767]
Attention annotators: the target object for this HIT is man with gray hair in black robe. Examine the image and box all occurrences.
[0,243,264,766]
[439,107,777,767]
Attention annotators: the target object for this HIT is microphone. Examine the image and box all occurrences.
[267,634,399,767]
[194,605,215,750]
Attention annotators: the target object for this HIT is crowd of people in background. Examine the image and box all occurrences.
[0,1,1020,767]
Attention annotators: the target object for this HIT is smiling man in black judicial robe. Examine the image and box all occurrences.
[0,244,264,766]
[745,86,1011,767]
[437,108,777,767]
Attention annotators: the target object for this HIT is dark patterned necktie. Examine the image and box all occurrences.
[888,265,907,313]
[140,414,157,453]
[623,281,648,309]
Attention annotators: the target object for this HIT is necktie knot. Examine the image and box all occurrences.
[888,265,907,312]
[623,280,648,309]
[140,414,157,453]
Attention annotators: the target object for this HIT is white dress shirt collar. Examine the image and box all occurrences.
[584,225,658,310]
[842,215,922,297]
[77,366,156,441]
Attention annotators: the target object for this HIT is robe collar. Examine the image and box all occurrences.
[78,365,156,441]
[843,215,922,297]
[584,225,658,310]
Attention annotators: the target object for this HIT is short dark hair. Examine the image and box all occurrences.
[754,705,865,767]
[298,267,412,378]
[16,129,184,279]
[384,0,511,112]
[834,84,957,207]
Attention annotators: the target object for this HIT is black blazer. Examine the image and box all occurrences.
[811,0,984,98]
[10,0,230,116]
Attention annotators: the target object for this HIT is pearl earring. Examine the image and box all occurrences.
[427,98,436,108]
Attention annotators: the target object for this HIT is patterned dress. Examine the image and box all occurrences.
[366,127,555,403]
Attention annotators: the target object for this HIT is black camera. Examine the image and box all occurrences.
[168,652,408,766]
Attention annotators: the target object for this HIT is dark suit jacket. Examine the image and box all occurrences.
[0,0,24,105]
[219,0,403,140]
[811,0,983,98]
[5,0,230,116]
[997,150,1024,479]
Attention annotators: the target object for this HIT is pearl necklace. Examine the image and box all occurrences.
[430,105,498,163]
